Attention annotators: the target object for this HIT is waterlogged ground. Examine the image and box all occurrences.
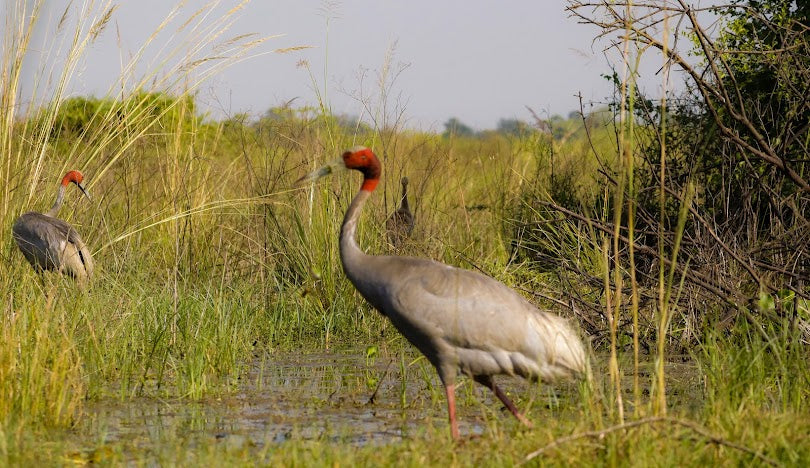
[55,350,700,464]
[83,351,468,451]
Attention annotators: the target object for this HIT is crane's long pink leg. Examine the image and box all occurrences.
[445,383,460,440]
[474,376,533,427]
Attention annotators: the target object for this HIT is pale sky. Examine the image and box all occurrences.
[17,1,673,131]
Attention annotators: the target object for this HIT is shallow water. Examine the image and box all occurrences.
[75,349,699,461]
[81,351,487,453]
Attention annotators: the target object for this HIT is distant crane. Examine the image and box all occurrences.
[386,176,414,248]
[12,170,94,287]
[298,147,586,440]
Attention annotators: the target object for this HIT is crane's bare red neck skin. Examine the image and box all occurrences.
[342,148,380,192]
[61,170,84,187]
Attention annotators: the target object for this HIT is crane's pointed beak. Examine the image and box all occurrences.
[295,158,345,186]
[77,182,92,201]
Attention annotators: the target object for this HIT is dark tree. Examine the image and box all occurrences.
[443,117,475,137]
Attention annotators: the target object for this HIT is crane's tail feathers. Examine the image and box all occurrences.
[529,314,588,380]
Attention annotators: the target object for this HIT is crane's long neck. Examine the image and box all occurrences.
[340,188,376,291]
[400,181,410,211]
[45,184,67,217]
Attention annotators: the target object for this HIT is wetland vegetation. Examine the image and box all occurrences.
[1,0,808,465]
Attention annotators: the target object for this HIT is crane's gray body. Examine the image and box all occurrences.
[12,211,94,284]
[341,190,585,387]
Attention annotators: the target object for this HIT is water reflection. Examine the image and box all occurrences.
[81,350,697,457]
[84,350,490,452]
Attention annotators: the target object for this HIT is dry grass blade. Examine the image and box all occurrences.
[95,194,286,254]
[89,5,117,41]
[274,45,315,54]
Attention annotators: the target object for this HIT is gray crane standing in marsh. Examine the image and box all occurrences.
[386,176,414,248]
[12,170,94,287]
[298,146,587,440]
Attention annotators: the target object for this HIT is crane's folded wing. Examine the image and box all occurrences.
[387,258,551,351]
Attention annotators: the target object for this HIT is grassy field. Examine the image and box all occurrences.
[1,1,808,466]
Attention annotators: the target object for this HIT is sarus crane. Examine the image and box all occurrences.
[386,176,414,248]
[298,146,586,440]
[12,170,94,287]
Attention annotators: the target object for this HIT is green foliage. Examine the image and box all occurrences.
[126,91,200,132]
[33,92,200,139]
[48,96,114,137]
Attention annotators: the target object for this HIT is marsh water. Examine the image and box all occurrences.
[73,350,701,461]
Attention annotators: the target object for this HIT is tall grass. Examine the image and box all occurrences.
[0,0,276,449]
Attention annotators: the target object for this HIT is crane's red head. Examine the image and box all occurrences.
[61,170,84,187]
[61,170,90,199]
[342,146,381,192]
[295,146,381,192]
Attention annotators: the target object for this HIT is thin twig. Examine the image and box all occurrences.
[524,416,778,466]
